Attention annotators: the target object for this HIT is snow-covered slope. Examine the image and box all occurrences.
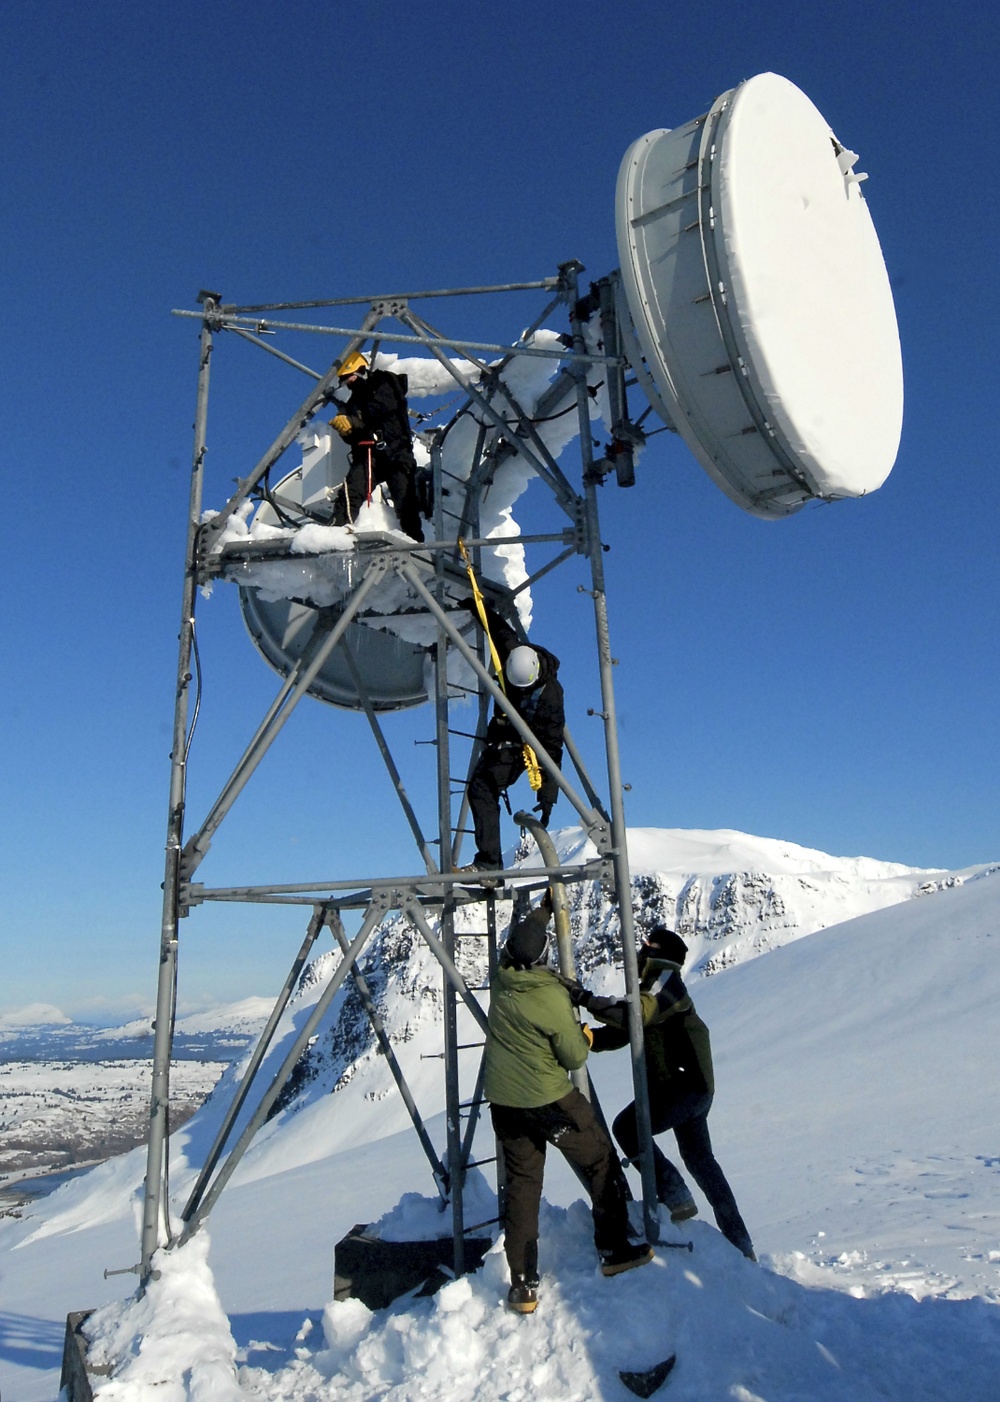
[549,824,985,981]
[1,833,999,1400]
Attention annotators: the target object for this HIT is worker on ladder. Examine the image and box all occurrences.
[458,594,564,877]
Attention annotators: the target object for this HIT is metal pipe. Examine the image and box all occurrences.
[330,916,448,1202]
[229,326,323,379]
[559,725,611,820]
[397,561,606,840]
[509,543,579,598]
[404,902,489,1036]
[181,907,326,1223]
[188,858,608,902]
[177,899,388,1243]
[173,308,626,367]
[566,268,660,1246]
[339,638,438,875]
[222,277,562,313]
[182,561,389,873]
[397,310,582,521]
[432,538,467,1270]
[197,308,381,546]
[140,299,216,1281]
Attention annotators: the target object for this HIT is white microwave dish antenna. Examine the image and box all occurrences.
[616,71,903,518]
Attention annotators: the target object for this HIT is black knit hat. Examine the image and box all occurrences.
[640,927,688,966]
[505,909,550,969]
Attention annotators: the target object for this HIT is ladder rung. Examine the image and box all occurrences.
[464,1215,502,1233]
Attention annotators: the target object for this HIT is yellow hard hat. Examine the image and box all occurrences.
[337,350,369,378]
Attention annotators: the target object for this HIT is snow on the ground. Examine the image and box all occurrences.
[1,846,999,1400]
[84,1233,241,1401]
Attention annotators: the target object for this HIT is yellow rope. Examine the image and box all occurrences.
[458,541,543,792]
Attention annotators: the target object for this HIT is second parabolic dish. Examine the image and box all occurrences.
[616,71,903,518]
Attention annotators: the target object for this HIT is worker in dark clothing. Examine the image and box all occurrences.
[329,351,425,542]
[459,600,564,874]
[575,927,756,1260]
[485,897,652,1313]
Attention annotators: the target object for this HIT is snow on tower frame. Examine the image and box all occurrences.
[137,71,901,1289]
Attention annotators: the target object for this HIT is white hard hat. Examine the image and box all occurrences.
[506,645,540,688]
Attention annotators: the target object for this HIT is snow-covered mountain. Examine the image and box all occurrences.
[542,824,979,981]
[2,828,999,1401]
[0,997,273,1062]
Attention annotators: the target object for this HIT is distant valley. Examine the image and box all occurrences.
[0,1005,268,1214]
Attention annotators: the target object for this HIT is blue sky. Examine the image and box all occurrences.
[2,0,997,1020]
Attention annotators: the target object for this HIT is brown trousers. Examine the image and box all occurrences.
[491,1088,631,1278]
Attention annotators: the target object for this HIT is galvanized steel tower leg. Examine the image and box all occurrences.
[140,297,216,1281]
[434,570,466,1273]
[565,266,661,1246]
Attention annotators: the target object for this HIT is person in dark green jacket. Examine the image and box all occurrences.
[485,900,652,1313]
[579,927,755,1261]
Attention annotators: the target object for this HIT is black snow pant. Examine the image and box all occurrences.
[334,448,424,541]
[491,1089,632,1279]
[613,1090,754,1258]
[468,743,524,869]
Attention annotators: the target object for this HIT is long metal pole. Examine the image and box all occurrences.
[178,899,388,1243]
[182,562,389,876]
[404,902,489,1035]
[339,638,438,874]
[181,906,327,1224]
[196,308,380,546]
[223,277,561,313]
[397,310,583,520]
[397,562,605,839]
[329,916,448,1200]
[566,270,660,1246]
[434,610,466,1272]
[173,308,625,369]
[140,299,216,1281]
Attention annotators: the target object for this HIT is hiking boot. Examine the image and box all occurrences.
[456,862,500,889]
[600,1242,654,1277]
[669,1197,698,1223]
[507,1274,539,1313]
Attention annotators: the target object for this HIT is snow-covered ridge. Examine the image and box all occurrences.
[527,824,994,984]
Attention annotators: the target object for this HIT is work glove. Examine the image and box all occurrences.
[532,799,553,828]
[580,1023,594,1048]
[581,993,625,1017]
[330,414,352,439]
[560,977,589,1007]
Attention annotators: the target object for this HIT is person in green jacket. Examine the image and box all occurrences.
[484,898,652,1313]
[578,927,755,1261]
